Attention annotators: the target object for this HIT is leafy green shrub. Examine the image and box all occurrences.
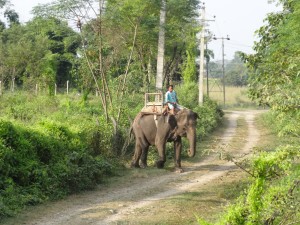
[176,82,224,138]
[197,146,300,225]
[197,108,300,225]
[193,96,224,138]
[176,82,198,109]
[269,110,300,137]
[0,118,114,219]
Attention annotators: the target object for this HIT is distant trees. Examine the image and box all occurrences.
[208,51,248,86]
[0,17,80,93]
[4,9,19,26]
[0,0,19,27]
[225,52,248,86]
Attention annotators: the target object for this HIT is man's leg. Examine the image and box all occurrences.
[162,105,168,115]
[168,103,175,115]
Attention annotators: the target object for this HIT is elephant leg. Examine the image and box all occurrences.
[131,142,142,168]
[140,145,149,168]
[174,137,183,173]
[156,143,166,169]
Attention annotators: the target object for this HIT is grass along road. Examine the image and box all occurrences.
[1,110,265,225]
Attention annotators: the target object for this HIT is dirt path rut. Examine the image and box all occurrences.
[3,110,263,225]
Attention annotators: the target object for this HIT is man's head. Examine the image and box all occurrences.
[168,85,173,92]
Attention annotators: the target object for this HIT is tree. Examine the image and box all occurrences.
[33,0,133,121]
[0,0,9,31]
[31,0,201,117]
[0,16,80,92]
[181,31,198,84]
[0,24,27,88]
[225,51,248,86]
[163,0,200,85]
[0,0,8,11]
[208,61,223,79]
[4,9,19,26]
[243,0,300,111]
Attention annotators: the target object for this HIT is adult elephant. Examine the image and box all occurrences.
[131,109,198,172]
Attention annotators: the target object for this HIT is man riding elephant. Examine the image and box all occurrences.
[131,107,198,173]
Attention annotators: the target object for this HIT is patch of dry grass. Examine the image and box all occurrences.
[204,83,255,108]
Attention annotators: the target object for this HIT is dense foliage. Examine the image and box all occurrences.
[243,0,300,136]
[0,93,116,219]
[176,82,224,137]
[225,52,248,86]
[244,0,300,112]
[0,17,80,92]
[30,0,201,122]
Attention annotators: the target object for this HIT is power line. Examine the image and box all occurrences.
[212,35,230,106]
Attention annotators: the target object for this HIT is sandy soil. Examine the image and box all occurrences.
[2,110,263,225]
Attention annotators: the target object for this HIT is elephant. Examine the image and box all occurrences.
[131,108,198,172]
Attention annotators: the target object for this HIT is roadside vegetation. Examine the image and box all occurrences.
[0,88,223,220]
[198,0,300,224]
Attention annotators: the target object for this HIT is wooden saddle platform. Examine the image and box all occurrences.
[140,92,165,115]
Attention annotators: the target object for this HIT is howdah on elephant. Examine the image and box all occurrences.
[131,109,198,172]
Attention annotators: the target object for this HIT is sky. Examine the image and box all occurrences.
[9,0,281,61]
[205,0,281,60]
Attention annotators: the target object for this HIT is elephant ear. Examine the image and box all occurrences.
[193,112,199,120]
[176,109,198,120]
[167,114,177,128]
[176,109,185,116]
[185,109,199,120]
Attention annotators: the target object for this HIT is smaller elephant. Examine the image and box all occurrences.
[131,109,198,172]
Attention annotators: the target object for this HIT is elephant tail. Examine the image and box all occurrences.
[121,125,135,156]
[129,126,135,140]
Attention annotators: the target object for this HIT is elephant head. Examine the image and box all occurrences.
[175,109,198,157]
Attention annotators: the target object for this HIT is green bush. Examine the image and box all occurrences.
[193,96,224,138]
[176,82,224,138]
[220,146,300,225]
[197,113,300,225]
[0,119,114,219]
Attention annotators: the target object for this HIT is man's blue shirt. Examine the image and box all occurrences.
[165,91,177,104]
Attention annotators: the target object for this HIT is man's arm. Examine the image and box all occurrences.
[165,92,169,103]
[175,91,179,104]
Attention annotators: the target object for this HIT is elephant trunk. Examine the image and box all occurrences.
[187,127,196,157]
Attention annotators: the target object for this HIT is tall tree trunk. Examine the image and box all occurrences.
[98,0,111,122]
[156,0,166,94]
[147,56,152,92]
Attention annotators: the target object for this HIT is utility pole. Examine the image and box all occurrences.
[213,35,230,106]
[198,3,205,105]
[206,42,209,97]
[199,4,214,104]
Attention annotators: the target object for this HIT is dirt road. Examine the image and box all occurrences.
[2,110,263,225]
